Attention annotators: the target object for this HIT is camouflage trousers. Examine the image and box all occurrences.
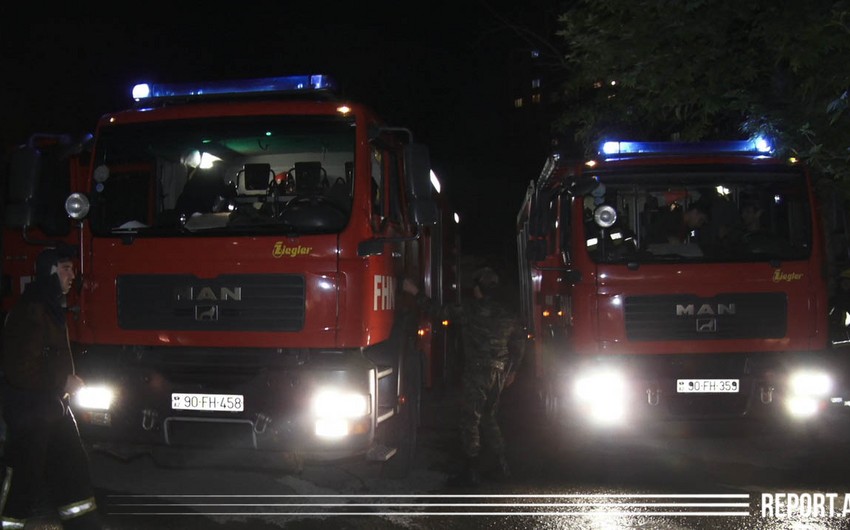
[458,365,507,459]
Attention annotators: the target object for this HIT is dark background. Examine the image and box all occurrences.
[1,2,561,262]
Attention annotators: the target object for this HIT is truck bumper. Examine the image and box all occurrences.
[549,351,846,428]
[73,346,392,466]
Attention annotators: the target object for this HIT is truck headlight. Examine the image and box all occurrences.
[788,370,832,397]
[76,385,115,411]
[311,389,370,439]
[573,368,627,425]
[785,369,832,419]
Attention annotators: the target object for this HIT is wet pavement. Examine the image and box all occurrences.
[19,371,850,529]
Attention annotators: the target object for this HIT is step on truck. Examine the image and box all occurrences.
[516,139,846,436]
[1,74,458,476]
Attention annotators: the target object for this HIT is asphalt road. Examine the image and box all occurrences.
[21,373,850,530]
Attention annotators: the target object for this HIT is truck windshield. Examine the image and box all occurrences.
[582,166,813,264]
[88,115,355,236]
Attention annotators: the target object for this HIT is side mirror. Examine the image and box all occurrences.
[529,189,554,238]
[404,143,437,225]
[570,177,600,197]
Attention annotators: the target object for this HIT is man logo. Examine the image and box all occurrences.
[195,305,219,321]
[696,318,717,332]
[676,303,736,316]
[175,286,242,302]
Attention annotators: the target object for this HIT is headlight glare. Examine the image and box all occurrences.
[315,418,350,438]
[789,370,832,397]
[75,385,114,411]
[574,369,626,402]
[573,368,628,425]
[312,389,369,419]
[785,396,819,418]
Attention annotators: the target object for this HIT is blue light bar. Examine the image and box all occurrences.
[132,74,335,102]
[600,137,773,156]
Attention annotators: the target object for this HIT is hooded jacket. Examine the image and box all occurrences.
[2,248,75,396]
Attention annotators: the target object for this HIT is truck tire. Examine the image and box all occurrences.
[381,350,422,479]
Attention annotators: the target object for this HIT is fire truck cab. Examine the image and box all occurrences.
[517,139,845,434]
[2,75,457,475]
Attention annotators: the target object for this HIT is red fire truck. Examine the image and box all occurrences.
[517,139,844,434]
[1,74,458,475]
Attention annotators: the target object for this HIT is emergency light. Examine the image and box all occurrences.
[132,74,335,102]
[600,137,773,157]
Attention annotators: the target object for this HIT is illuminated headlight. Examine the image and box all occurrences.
[788,370,832,397]
[785,396,819,418]
[75,385,115,411]
[573,368,628,425]
[785,369,832,419]
[312,389,370,439]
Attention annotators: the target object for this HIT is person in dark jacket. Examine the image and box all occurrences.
[404,267,525,486]
[647,200,710,244]
[0,246,103,529]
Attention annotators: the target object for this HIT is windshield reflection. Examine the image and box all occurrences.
[89,115,355,236]
[583,169,812,264]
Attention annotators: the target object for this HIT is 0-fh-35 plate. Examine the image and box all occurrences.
[676,379,740,393]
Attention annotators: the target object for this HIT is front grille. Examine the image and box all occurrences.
[117,274,305,331]
[139,347,309,384]
[664,392,752,418]
[624,292,786,341]
[165,417,256,449]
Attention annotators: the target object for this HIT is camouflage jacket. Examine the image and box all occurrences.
[417,292,525,372]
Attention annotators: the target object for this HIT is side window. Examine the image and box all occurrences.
[559,193,572,259]
[385,150,403,225]
[370,144,405,230]
[545,195,558,254]
[371,147,384,221]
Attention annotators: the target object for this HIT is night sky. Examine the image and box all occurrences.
[2,2,556,261]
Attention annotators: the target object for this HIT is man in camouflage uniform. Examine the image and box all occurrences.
[405,266,525,486]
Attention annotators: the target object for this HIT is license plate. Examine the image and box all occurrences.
[677,379,739,393]
[171,393,244,411]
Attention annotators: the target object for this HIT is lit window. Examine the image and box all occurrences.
[531,78,541,89]
[531,49,540,58]
[532,93,541,104]
[514,98,524,108]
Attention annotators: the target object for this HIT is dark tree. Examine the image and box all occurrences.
[554,0,850,180]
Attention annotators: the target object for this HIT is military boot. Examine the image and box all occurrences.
[493,452,511,480]
[482,452,512,481]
